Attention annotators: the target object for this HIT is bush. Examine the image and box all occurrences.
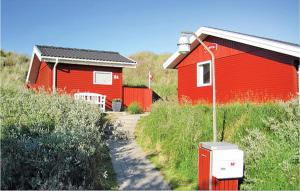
[136,100,300,190]
[127,102,144,114]
[0,88,116,189]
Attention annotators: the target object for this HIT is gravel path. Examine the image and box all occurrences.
[107,112,170,190]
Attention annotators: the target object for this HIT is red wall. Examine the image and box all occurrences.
[123,87,153,111]
[28,59,123,109]
[35,61,52,90]
[177,36,299,104]
[56,64,123,109]
[27,54,53,91]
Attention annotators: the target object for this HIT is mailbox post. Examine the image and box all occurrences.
[198,142,244,190]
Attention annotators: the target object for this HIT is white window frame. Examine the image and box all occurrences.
[93,71,112,85]
[197,60,212,87]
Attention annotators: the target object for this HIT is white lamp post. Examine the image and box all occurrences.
[178,32,217,142]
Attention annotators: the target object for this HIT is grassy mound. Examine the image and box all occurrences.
[136,100,300,190]
[125,51,177,99]
[0,50,29,89]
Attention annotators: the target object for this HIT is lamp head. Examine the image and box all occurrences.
[177,33,191,54]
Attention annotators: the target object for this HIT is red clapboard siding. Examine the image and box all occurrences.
[123,87,153,111]
[177,36,298,104]
[28,54,42,84]
[198,146,211,190]
[35,61,52,89]
[56,64,123,109]
[212,176,238,190]
[29,55,53,91]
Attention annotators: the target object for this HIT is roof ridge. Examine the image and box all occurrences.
[36,45,119,54]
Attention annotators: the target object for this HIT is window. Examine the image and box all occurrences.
[93,71,112,85]
[197,61,211,87]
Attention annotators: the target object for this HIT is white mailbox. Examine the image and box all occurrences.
[212,149,244,179]
[201,142,244,179]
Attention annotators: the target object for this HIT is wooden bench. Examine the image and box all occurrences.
[74,92,106,112]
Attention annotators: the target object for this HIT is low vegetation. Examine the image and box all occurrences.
[127,102,144,114]
[125,51,177,100]
[0,50,29,89]
[136,100,300,190]
[0,50,116,189]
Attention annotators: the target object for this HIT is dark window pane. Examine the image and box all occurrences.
[203,63,210,84]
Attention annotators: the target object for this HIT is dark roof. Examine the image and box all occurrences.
[205,26,300,47]
[36,45,136,63]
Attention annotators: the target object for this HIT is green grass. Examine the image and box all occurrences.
[0,51,29,89]
[125,51,177,100]
[127,102,144,114]
[136,100,300,190]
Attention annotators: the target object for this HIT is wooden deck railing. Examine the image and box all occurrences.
[74,92,106,112]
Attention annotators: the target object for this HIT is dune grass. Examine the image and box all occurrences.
[135,100,300,190]
[0,51,29,89]
[125,51,177,100]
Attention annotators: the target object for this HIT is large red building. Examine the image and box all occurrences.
[164,27,300,104]
[26,45,137,109]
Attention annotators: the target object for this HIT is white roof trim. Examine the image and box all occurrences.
[41,56,137,68]
[26,46,42,83]
[163,27,300,69]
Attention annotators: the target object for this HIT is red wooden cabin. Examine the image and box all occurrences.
[26,45,137,109]
[164,27,300,104]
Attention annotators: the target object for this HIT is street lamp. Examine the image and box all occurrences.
[178,31,217,142]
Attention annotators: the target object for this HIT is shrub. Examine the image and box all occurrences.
[112,98,122,102]
[136,100,300,190]
[0,88,116,189]
[127,102,144,114]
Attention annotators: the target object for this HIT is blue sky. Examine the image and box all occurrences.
[1,0,299,56]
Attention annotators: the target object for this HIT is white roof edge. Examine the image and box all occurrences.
[42,56,137,68]
[164,27,300,69]
[163,51,181,69]
[26,46,42,83]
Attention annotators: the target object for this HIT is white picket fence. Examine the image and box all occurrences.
[74,92,106,112]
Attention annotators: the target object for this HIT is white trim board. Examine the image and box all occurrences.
[42,57,136,68]
[163,27,300,69]
[25,46,42,83]
[197,60,212,87]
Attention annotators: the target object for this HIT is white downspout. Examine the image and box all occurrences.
[187,32,217,142]
[53,58,59,93]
